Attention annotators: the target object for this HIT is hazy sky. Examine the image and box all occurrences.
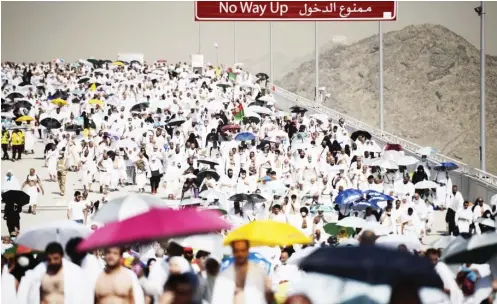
[2,1,496,78]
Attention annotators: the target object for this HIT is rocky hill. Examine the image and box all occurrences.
[277,24,497,174]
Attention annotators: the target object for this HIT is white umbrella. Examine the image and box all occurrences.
[337,217,369,228]
[248,105,272,115]
[475,217,496,228]
[309,113,328,122]
[337,238,360,247]
[431,235,456,249]
[376,234,422,252]
[173,234,224,261]
[259,95,276,104]
[490,194,497,206]
[92,194,169,224]
[287,246,318,265]
[371,159,399,170]
[0,112,15,118]
[416,147,436,156]
[414,180,439,190]
[199,189,226,201]
[180,198,203,206]
[394,155,418,166]
[268,129,288,137]
[16,220,91,251]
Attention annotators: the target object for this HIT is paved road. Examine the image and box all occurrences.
[1,93,447,249]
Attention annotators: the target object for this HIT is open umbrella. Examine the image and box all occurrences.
[92,193,169,224]
[248,106,272,115]
[258,95,276,104]
[167,118,186,127]
[15,115,34,123]
[7,92,24,99]
[14,99,33,109]
[384,143,403,151]
[130,102,149,112]
[196,169,220,182]
[199,189,226,201]
[197,158,219,167]
[350,130,372,141]
[434,162,459,171]
[256,73,269,81]
[216,83,231,89]
[2,190,30,207]
[323,223,355,237]
[16,220,91,251]
[221,124,241,132]
[376,234,422,252]
[362,190,394,201]
[88,99,104,106]
[290,106,307,114]
[223,220,312,247]
[78,208,230,251]
[394,155,418,166]
[235,132,255,141]
[51,98,68,107]
[335,189,363,206]
[173,233,224,261]
[299,246,443,288]
[228,193,265,203]
[443,232,497,264]
[414,180,439,190]
[77,77,90,84]
[416,147,436,156]
[40,117,61,129]
[336,216,369,229]
[371,159,398,170]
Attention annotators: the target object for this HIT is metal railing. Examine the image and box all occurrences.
[269,83,497,188]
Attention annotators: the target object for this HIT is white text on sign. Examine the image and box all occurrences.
[219,2,289,17]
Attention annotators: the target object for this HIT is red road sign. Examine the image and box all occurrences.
[195,1,397,21]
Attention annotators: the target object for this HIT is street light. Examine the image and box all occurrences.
[475,2,486,171]
[213,43,219,66]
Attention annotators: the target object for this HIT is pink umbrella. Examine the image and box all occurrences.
[78,208,230,251]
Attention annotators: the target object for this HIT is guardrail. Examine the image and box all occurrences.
[269,83,497,188]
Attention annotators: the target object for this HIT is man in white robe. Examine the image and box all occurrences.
[455,201,473,234]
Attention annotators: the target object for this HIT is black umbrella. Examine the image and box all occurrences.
[243,116,260,125]
[78,77,90,84]
[130,102,149,112]
[228,193,266,203]
[443,232,497,264]
[14,100,33,109]
[40,117,62,129]
[256,73,269,81]
[248,101,265,107]
[299,246,443,288]
[7,92,24,100]
[130,60,141,65]
[196,169,220,182]
[87,59,101,66]
[290,106,307,114]
[350,130,372,141]
[1,103,13,112]
[72,98,81,104]
[65,124,83,132]
[249,193,267,203]
[167,118,186,127]
[197,158,219,167]
[2,190,30,207]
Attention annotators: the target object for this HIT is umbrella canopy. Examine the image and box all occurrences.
[335,189,363,206]
[51,98,68,107]
[7,92,24,99]
[167,118,186,127]
[196,169,220,182]
[16,220,91,251]
[40,117,62,129]
[258,95,276,104]
[290,106,307,113]
[199,189,227,201]
[376,234,422,252]
[221,124,241,132]
[197,158,219,167]
[235,132,255,141]
[229,193,267,203]
[323,223,355,237]
[394,155,419,166]
[384,143,403,151]
[416,146,436,156]
[14,100,33,109]
[443,232,497,264]
[249,106,272,115]
[371,159,399,170]
[1,190,30,207]
[434,162,459,171]
[362,190,394,202]
[336,216,369,229]
[350,130,372,141]
[431,235,456,249]
[173,233,224,261]
[88,99,104,106]
[414,180,439,189]
[92,193,169,224]
[15,115,34,122]
[130,102,149,112]
[223,220,312,247]
[299,246,443,288]
[78,208,230,251]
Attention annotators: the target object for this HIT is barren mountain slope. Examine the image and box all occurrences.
[277,24,497,174]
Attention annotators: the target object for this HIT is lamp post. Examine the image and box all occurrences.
[475,2,486,171]
[379,21,384,131]
[213,43,219,66]
[315,21,319,104]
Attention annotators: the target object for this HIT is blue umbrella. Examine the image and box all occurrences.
[299,246,443,288]
[235,132,256,142]
[434,162,459,171]
[363,190,394,202]
[352,200,380,211]
[221,252,272,275]
[335,189,363,206]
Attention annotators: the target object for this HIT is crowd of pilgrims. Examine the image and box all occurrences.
[1,59,497,304]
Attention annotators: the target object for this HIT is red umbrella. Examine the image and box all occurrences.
[77,208,230,251]
[385,143,403,151]
[221,124,241,132]
[156,59,167,63]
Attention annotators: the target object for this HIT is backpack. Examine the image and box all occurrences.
[456,270,477,296]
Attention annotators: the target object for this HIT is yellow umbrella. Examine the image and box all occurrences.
[223,220,312,247]
[15,115,34,122]
[88,99,104,106]
[51,98,68,107]
[113,61,124,67]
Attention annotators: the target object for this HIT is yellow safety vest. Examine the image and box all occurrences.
[1,132,9,144]
[19,131,25,144]
[11,133,21,145]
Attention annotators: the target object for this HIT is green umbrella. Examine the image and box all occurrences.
[323,223,355,237]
